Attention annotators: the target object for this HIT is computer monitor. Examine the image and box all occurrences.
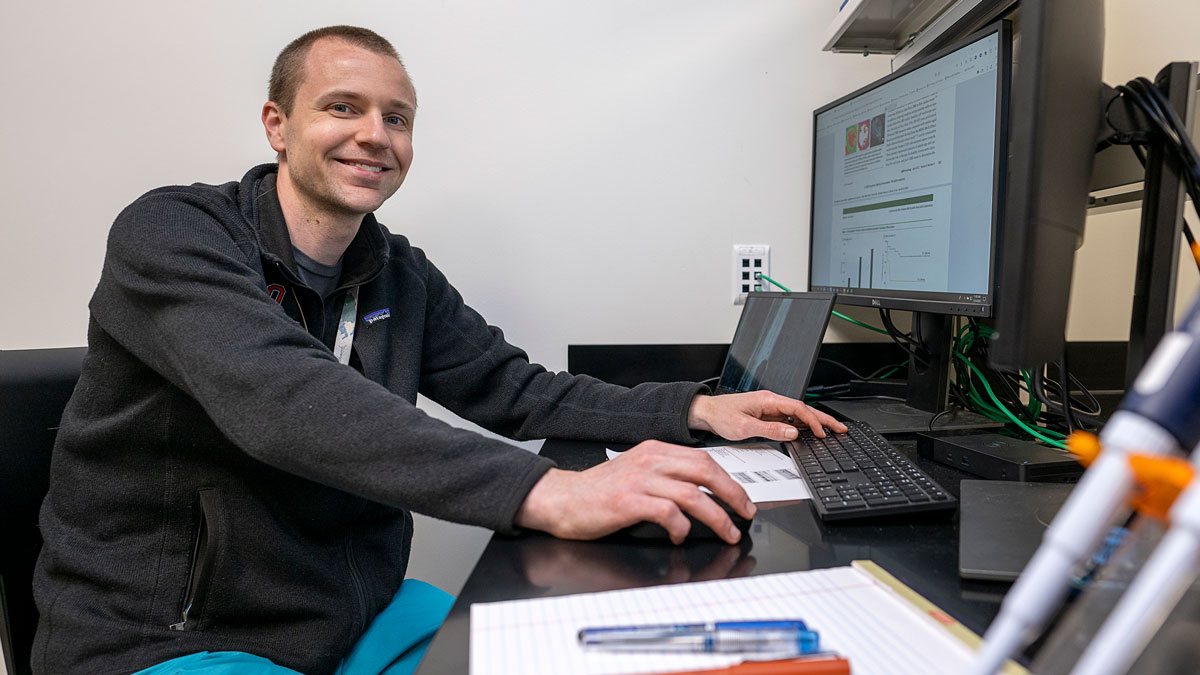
[807,21,1011,432]
[809,22,1009,317]
[988,0,1106,371]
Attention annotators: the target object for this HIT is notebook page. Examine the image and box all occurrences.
[469,565,977,675]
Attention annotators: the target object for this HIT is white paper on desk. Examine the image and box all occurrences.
[605,444,809,503]
[469,564,981,675]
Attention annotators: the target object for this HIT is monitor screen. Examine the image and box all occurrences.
[808,23,1010,317]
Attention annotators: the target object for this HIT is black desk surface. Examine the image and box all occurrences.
[414,436,1013,675]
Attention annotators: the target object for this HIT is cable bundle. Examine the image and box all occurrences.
[1111,76,1200,256]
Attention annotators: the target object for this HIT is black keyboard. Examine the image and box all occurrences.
[786,421,956,521]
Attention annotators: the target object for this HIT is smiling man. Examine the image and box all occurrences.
[32,26,842,675]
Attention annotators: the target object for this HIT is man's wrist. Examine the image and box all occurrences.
[514,467,566,533]
[687,394,715,433]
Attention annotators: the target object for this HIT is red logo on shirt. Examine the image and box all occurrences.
[267,284,287,304]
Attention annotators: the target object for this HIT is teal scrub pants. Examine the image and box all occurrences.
[134,579,454,675]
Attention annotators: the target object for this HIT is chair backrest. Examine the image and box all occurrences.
[0,348,85,675]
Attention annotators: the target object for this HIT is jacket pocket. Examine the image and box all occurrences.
[170,488,221,630]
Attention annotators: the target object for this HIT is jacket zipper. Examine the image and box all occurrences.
[171,489,217,630]
[345,536,369,634]
[345,499,369,634]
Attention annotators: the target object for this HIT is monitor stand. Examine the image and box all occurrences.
[818,313,1003,434]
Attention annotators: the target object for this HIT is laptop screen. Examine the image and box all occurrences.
[715,292,836,399]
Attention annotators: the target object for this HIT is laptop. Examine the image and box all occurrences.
[714,291,836,400]
[958,480,1075,581]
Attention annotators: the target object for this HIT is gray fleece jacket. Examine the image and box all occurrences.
[32,164,705,674]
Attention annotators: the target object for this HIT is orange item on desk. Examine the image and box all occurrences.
[644,654,851,675]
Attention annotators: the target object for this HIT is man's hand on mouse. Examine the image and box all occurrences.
[514,440,755,546]
[515,392,843,546]
[687,390,847,441]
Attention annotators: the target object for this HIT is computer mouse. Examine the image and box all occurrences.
[615,496,754,541]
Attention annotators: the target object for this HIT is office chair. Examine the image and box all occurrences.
[0,348,86,675]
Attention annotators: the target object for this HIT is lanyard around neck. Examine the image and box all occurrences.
[332,287,360,366]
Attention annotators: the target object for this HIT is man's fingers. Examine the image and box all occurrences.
[621,443,755,535]
[659,484,743,545]
[759,393,847,437]
[798,408,847,437]
[647,449,754,522]
[640,496,694,545]
[800,404,847,434]
[740,419,800,442]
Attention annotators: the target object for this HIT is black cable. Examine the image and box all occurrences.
[815,357,911,384]
[1127,78,1200,174]
[1117,78,1200,219]
[1131,142,1148,166]
[1057,366,1103,419]
[1030,362,1103,432]
[1117,83,1198,202]
[1134,78,1200,171]
[928,408,955,432]
[1127,141,1200,273]
[816,357,868,381]
[866,361,909,379]
[1058,348,1079,433]
[806,383,851,400]
[1030,368,1058,415]
[878,309,931,367]
[1046,368,1103,418]
[878,309,915,347]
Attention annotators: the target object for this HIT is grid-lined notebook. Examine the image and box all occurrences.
[469,561,1028,675]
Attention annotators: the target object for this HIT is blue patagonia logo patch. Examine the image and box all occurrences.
[364,309,391,325]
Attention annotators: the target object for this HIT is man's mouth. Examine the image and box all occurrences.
[339,160,388,173]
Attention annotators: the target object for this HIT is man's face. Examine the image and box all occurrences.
[265,38,417,220]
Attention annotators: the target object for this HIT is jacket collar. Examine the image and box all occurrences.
[244,164,390,288]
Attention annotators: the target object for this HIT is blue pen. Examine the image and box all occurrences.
[577,620,819,655]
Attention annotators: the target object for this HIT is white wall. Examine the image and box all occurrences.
[0,2,887,354]
[1066,0,1200,340]
[2,1,1198,593]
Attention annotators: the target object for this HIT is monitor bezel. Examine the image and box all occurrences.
[807,20,1012,318]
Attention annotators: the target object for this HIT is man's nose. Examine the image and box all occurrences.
[356,114,390,149]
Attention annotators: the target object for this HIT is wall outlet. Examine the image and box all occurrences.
[732,244,770,305]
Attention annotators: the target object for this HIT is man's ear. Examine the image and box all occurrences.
[262,102,287,154]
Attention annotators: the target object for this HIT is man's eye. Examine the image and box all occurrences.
[384,115,407,127]
[331,104,352,113]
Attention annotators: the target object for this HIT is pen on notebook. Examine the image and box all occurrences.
[578,620,819,655]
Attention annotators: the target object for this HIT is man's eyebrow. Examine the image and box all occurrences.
[318,89,416,112]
